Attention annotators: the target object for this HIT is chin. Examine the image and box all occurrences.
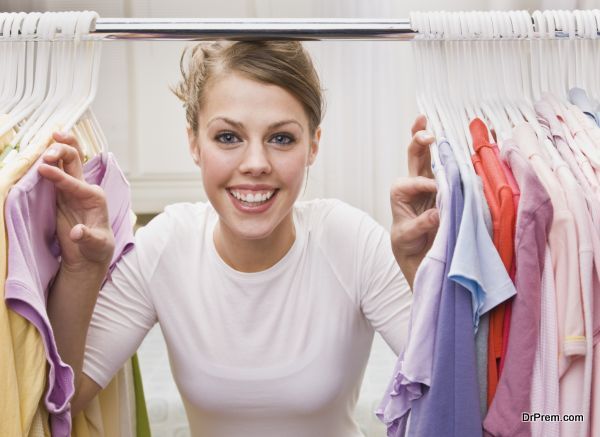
[233,223,279,240]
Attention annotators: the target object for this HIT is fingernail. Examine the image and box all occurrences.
[418,131,434,142]
[72,225,83,240]
[45,148,58,157]
[429,209,439,223]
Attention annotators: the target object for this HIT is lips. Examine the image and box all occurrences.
[227,188,279,213]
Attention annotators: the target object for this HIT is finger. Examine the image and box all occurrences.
[70,224,113,262]
[394,208,440,245]
[411,114,428,136]
[407,130,435,178]
[38,163,91,198]
[42,143,84,180]
[70,223,107,245]
[391,176,437,205]
[53,131,84,162]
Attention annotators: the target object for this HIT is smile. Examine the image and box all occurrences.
[227,188,279,213]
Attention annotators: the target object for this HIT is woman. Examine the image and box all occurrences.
[42,41,439,436]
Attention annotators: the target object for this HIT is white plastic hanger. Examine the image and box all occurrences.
[6,11,61,157]
[0,13,28,114]
[14,12,78,155]
[0,13,19,111]
[0,12,51,140]
[410,11,443,168]
[42,11,91,156]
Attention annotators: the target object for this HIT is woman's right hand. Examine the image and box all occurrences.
[38,132,115,272]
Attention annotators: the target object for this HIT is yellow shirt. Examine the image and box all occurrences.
[0,125,140,437]
[0,132,52,436]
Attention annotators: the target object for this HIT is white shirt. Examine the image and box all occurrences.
[83,199,412,437]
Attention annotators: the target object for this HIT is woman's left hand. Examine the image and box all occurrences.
[390,115,439,289]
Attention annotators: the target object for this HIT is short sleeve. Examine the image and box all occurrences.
[82,211,171,388]
[356,213,412,356]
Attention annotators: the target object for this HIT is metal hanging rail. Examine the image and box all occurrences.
[92,18,417,41]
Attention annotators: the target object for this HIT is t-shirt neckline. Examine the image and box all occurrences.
[206,204,305,282]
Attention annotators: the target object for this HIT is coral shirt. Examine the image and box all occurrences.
[469,118,516,406]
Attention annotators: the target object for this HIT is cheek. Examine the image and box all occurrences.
[200,148,236,187]
[277,152,308,189]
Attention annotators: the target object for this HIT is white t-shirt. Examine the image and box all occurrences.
[83,199,412,437]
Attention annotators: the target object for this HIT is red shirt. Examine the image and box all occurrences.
[469,118,516,407]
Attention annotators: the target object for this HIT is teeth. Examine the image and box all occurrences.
[230,190,275,203]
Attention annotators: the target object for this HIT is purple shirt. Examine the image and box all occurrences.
[3,152,133,437]
[376,140,451,435]
[408,141,482,437]
[483,142,552,436]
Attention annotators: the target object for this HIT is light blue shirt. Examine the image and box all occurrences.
[445,138,516,329]
[569,87,600,127]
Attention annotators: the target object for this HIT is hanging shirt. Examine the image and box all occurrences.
[537,101,600,235]
[512,123,584,372]
[0,137,55,437]
[443,141,516,329]
[554,154,594,437]
[530,247,560,437]
[542,93,600,184]
[474,178,493,418]
[3,152,134,437]
[494,143,519,376]
[569,87,600,126]
[376,140,451,436]
[82,199,412,437]
[407,140,482,437]
[469,118,516,406]
[483,141,553,437]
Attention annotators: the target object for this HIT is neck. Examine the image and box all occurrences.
[214,214,296,273]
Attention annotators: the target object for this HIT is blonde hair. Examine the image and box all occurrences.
[172,41,325,137]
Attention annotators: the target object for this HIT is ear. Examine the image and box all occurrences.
[187,127,202,168]
[307,126,321,166]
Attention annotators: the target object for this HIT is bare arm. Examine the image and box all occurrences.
[40,132,116,415]
[47,266,105,416]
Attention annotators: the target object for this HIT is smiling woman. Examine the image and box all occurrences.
[43,40,440,437]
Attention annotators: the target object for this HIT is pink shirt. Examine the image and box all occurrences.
[512,124,585,372]
[553,156,593,437]
[531,248,560,437]
[483,141,552,437]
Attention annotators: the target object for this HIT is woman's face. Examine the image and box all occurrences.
[189,72,320,241]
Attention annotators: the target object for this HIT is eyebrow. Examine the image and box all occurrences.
[207,117,304,132]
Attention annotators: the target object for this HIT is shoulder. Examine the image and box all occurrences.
[295,198,389,266]
[295,198,378,236]
[133,201,212,262]
[141,201,211,235]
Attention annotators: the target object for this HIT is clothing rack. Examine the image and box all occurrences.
[92,18,416,41]
[91,17,584,41]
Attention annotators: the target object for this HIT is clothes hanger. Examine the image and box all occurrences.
[6,11,61,160]
[0,13,19,111]
[0,12,51,140]
[2,13,41,120]
[63,12,101,134]
[446,11,476,155]
[410,11,442,168]
[42,11,92,158]
[472,11,511,143]
[0,13,28,114]
[14,12,76,156]
[0,13,7,100]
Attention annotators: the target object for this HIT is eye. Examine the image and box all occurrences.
[270,133,295,145]
[216,132,241,144]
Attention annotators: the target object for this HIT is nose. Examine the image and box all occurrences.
[238,139,272,176]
